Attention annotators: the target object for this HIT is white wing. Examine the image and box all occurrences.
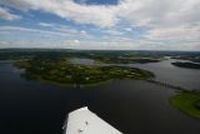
[64,107,122,134]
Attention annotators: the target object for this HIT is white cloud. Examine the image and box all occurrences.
[80,30,87,36]
[1,0,199,28]
[103,29,123,36]
[146,25,200,41]
[74,39,80,44]
[37,22,89,37]
[38,22,54,27]
[0,25,90,41]
[124,27,132,32]
[0,26,68,37]
[0,0,199,50]
[0,7,21,21]
[0,0,119,27]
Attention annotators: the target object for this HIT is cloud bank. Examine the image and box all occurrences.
[0,0,199,50]
[1,0,199,28]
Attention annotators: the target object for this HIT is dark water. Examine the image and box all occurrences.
[0,61,200,134]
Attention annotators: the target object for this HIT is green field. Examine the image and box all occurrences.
[169,91,200,119]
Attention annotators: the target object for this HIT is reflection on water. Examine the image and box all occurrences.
[0,61,200,134]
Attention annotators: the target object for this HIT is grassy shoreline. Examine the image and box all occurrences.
[169,91,200,120]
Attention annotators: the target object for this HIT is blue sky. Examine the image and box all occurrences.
[0,0,199,51]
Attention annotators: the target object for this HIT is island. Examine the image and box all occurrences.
[172,62,200,69]
[14,57,154,86]
[169,91,200,119]
[94,57,160,64]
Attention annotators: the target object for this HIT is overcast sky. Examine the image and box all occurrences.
[0,0,199,51]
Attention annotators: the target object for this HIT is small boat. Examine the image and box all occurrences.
[63,107,122,134]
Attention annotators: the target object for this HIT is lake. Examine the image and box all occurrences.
[0,60,200,134]
[68,58,95,65]
[132,59,200,90]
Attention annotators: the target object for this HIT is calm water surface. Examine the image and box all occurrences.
[0,61,200,134]
[132,59,200,90]
[68,58,95,65]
